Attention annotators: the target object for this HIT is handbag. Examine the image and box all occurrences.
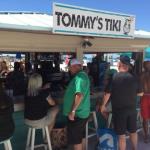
[96,128,118,150]
[50,127,67,150]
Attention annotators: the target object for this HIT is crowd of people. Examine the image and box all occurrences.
[0,56,150,150]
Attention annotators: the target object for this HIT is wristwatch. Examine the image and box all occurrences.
[72,110,76,113]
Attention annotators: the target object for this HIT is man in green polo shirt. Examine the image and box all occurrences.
[63,58,90,150]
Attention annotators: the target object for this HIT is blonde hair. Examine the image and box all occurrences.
[27,73,43,96]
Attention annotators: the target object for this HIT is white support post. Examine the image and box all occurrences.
[76,48,83,64]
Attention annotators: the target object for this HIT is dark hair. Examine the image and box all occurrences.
[25,62,32,73]
[14,62,20,71]
[120,55,131,66]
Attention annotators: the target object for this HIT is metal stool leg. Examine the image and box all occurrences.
[42,128,46,140]
[92,111,98,129]
[45,126,52,150]
[4,140,12,150]
[85,111,98,150]
[85,121,89,150]
[107,113,112,128]
[4,142,8,150]
[31,128,35,150]
[7,140,12,150]
[26,128,32,149]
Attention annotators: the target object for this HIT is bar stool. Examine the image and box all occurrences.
[107,112,112,128]
[0,139,12,150]
[85,111,98,150]
[26,125,52,150]
[136,108,143,133]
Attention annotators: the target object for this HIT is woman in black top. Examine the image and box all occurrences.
[24,73,59,132]
[0,82,14,142]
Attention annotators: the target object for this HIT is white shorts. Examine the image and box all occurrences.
[25,106,59,128]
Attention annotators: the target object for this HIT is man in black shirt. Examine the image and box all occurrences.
[101,55,143,150]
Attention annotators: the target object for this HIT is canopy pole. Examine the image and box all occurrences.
[76,47,83,64]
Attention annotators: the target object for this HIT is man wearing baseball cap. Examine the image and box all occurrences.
[101,55,143,150]
[63,58,90,150]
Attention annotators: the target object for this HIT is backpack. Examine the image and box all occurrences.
[97,128,118,150]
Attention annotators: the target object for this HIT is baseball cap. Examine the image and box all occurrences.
[120,55,131,66]
[69,58,81,66]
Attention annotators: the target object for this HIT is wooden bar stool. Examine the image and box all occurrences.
[26,125,52,150]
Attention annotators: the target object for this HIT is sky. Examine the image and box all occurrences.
[0,0,150,31]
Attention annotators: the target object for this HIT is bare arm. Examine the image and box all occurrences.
[137,92,144,97]
[68,93,83,120]
[47,95,56,106]
[100,92,111,115]
[101,92,111,106]
[71,93,83,112]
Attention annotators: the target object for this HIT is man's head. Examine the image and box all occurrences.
[118,55,131,72]
[68,58,82,75]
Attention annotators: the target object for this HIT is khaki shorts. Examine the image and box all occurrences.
[25,106,59,128]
